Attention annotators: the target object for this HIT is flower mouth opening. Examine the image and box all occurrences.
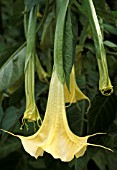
[101,88,113,96]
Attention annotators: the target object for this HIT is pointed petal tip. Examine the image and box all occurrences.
[35,155,38,159]
[87,132,107,138]
[0,129,17,137]
[87,143,113,152]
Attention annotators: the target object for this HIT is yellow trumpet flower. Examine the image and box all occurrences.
[22,6,42,128]
[64,66,90,108]
[21,56,42,129]
[1,69,112,162]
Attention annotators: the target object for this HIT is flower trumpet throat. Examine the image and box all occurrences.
[1,70,112,162]
[64,66,90,109]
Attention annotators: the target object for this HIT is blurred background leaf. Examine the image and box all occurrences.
[88,94,117,134]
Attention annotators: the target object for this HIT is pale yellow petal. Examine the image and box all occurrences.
[64,66,90,109]
[75,145,87,158]
[1,129,44,158]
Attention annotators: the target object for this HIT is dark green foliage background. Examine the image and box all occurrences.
[0,0,117,170]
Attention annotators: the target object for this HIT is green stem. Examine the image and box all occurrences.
[24,6,28,39]
[36,0,49,32]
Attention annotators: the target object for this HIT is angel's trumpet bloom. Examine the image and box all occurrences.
[22,6,42,127]
[83,0,113,96]
[22,57,42,128]
[64,66,90,108]
[1,70,112,162]
[22,54,42,127]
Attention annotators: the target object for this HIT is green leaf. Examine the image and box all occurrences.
[73,152,91,170]
[35,81,49,100]
[63,8,74,89]
[79,21,89,46]
[93,0,115,24]
[40,12,55,49]
[54,0,69,83]
[103,23,117,35]
[0,44,22,69]
[92,150,117,170]
[104,40,117,48]
[8,85,24,106]
[0,46,26,93]
[71,11,78,48]
[67,80,89,136]
[2,106,20,130]
[75,49,98,100]
[67,104,83,136]
[28,159,46,169]
[0,138,21,160]
[24,0,46,11]
[88,94,117,133]
[72,0,85,14]
[13,0,24,17]
[69,147,98,170]
[0,104,4,123]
